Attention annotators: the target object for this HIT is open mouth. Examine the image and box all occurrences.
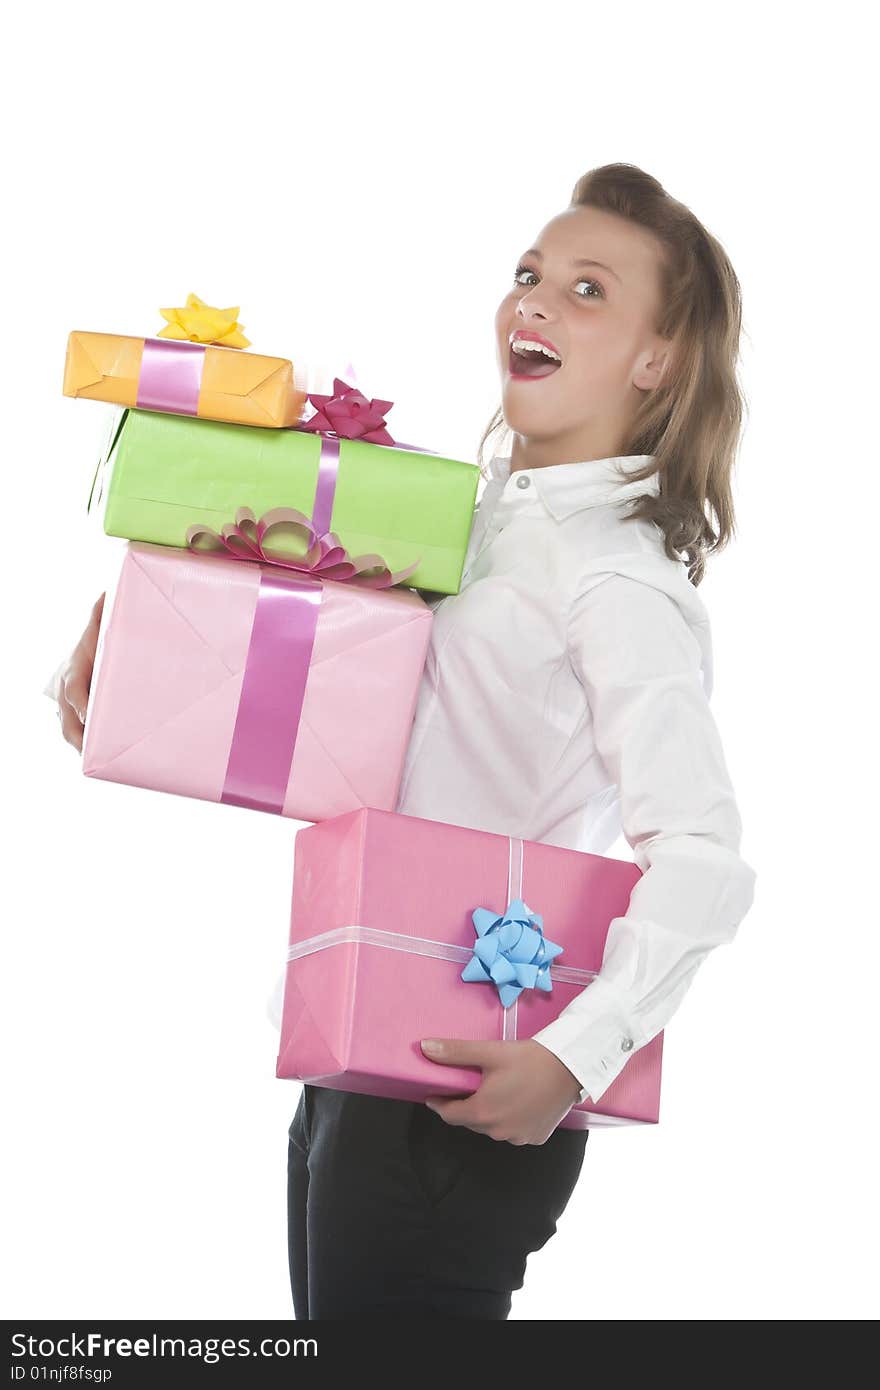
[508,343,563,379]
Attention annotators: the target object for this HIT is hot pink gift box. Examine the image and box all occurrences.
[276,807,663,1129]
[82,542,433,821]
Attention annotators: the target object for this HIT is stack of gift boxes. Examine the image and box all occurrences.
[62,295,663,1130]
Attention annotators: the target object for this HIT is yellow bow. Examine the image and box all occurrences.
[157,293,251,348]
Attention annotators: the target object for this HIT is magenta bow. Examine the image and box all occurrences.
[185,505,419,588]
[295,377,397,444]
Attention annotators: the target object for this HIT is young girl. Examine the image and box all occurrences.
[54,163,757,1321]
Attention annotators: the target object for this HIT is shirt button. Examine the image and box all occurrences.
[515,474,531,489]
[621,1037,634,1052]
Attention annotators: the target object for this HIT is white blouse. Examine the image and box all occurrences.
[396,450,757,1105]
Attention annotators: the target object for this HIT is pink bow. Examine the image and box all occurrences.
[296,377,396,444]
[185,506,419,589]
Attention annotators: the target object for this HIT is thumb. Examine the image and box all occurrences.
[62,672,89,724]
[420,1037,500,1068]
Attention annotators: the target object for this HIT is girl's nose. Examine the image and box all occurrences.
[516,284,557,321]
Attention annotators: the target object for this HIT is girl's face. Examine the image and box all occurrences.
[494,205,673,465]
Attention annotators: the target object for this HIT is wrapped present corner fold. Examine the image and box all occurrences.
[275,808,664,1131]
[63,330,307,428]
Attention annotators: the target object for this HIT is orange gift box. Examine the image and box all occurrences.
[63,330,308,428]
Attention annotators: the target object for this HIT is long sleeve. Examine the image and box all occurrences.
[530,572,757,1104]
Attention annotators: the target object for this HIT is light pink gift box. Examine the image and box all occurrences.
[276,807,663,1130]
[82,542,432,821]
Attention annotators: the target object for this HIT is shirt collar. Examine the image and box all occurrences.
[487,451,660,520]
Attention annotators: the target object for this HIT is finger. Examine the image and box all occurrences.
[62,670,89,725]
[420,1039,501,1068]
[62,595,104,719]
[82,595,104,660]
[59,698,84,753]
[427,1098,488,1131]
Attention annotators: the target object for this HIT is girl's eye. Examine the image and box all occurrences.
[513,263,605,300]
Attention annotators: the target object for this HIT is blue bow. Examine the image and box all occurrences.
[461,897,563,1008]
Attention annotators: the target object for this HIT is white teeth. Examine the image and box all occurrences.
[511,339,562,362]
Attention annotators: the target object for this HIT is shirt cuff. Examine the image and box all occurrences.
[529,975,643,1105]
[43,659,67,702]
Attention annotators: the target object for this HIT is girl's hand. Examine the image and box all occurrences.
[55,592,105,753]
[419,1037,584,1145]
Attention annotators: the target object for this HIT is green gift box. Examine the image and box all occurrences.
[94,407,481,595]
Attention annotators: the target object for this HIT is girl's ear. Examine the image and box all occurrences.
[633,336,677,393]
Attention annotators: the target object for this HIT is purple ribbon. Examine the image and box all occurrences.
[208,369,439,814]
[136,338,206,415]
[220,570,323,814]
[310,436,340,538]
[305,431,437,539]
[186,505,420,588]
[293,386,436,542]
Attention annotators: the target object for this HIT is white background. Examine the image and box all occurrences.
[4,0,877,1321]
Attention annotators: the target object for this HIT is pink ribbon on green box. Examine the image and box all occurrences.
[186,373,432,586]
[294,375,398,536]
[185,506,420,589]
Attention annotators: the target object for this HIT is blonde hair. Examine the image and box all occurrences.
[478,162,748,587]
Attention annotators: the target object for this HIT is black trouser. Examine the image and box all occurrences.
[287,1083,589,1319]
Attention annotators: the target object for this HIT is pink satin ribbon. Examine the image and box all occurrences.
[305,431,434,538]
[186,505,420,588]
[220,571,324,815]
[308,436,340,538]
[207,372,433,813]
[294,375,440,537]
[136,338,206,415]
